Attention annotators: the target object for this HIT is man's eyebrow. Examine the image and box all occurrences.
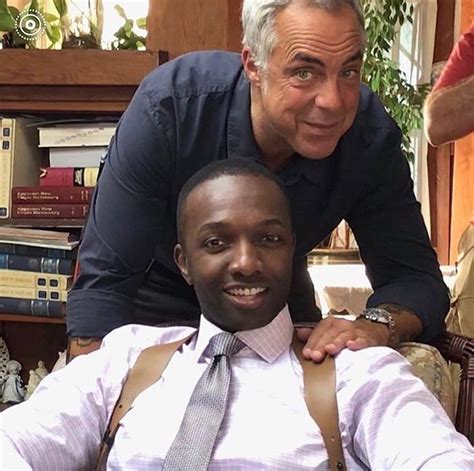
[198,218,287,233]
[292,51,363,67]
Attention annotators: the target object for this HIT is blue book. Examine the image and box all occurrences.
[0,242,77,260]
[0,296,65,317]
[0,253,74,275]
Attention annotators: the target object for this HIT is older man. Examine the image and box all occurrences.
[1,160,472,469]
[67,0,448,361]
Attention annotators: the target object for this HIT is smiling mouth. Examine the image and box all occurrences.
[224,287,268,308]
[304,121,338,129]
[226,287,266,296]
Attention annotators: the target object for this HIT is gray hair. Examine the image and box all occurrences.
[242,0,366,70]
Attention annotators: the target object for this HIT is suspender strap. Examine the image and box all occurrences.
[97,330,346,471]
[95,335,193,470]
[291,335,346,470]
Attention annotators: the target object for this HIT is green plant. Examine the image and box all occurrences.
[0,0,62,48]
[110,4,146,50]
[362,0,431,162]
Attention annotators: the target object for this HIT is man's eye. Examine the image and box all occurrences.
[262,235,281,243]
[204,238,225,249]
[295,69,313,81]
[342,69,359,80]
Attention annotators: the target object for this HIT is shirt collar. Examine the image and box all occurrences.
[225,68,338,188]
[194,305,293,364]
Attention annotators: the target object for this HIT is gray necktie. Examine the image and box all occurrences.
[162,332,244,470]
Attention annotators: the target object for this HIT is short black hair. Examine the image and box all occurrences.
[176,158,292,243]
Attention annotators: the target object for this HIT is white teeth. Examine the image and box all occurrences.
[228,287,266,296]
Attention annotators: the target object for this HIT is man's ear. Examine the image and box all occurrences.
[242,47,263,88]
[174,243,192,285]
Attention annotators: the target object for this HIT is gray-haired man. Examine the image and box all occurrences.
[68,0,448,362]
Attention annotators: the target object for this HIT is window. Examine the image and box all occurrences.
[66,0,148,49]
[390,0,438,226]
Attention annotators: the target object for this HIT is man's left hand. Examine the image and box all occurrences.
[296,315,390,362]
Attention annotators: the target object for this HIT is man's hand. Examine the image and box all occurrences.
[296,303,423,362]
[67,337,102,363]
[296,315,390,362]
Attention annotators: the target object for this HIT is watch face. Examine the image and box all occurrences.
[364,309,390,324]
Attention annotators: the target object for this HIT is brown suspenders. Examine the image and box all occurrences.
[96,332,346,471]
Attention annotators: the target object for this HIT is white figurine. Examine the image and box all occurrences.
[0,360,26,405]
[35,360,49,381]
[25,369,41,400]
[52,350,67,372]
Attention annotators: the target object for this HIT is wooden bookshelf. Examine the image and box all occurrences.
[0,49,164,113]
[0,314,65,324]
[0,319,67,383]
[0,219,86,228]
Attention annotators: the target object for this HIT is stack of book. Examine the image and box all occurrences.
[0,118,115,222]
[38,122,115,169]
[0,227,79,318]
[11,186,94,219]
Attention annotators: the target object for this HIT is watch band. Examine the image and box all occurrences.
[361,308,399,348]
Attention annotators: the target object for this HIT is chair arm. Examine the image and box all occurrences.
[434,331,474,443]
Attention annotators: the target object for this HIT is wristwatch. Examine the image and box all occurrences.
[360,308,399,347]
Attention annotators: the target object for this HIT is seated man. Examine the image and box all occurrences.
[1,160,472,470]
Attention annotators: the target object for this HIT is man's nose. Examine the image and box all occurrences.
[314,78,343,111]
[228,241,262,276]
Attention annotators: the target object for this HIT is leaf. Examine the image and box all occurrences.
[0,2,17,32]
[136,16,146,30]
[42,13,59,23]
[114,4,127,21]
[53,0,67,17]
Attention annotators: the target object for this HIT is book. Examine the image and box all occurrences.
[12,204,89,219]
[38,123,116,147]
[0,117,42,219]
[48,146,106,168]
[0,296,65,317]
[40,167,99,187]
[0,242,78,259]
[0,269,74,292]
[0,269,73,290]
[0,285,68,302]
[0,253,75,275]
[12,187,94,204]
[0,227,78,249]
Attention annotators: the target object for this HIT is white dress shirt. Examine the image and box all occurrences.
[1,306,473,470]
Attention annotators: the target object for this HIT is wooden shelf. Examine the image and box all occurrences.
[0,313,65,324]
[0,219,86,228]
[0,49,166,114]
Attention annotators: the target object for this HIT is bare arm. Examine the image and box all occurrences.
[424,74,474,146]
[67,337,102,363]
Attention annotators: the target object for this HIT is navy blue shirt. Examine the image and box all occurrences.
[67,51,449,342]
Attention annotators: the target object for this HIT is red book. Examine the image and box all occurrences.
[12,204,89,218]
[39,167,99,187]
[12,187,94,204]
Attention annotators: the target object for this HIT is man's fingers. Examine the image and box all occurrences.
[346,337,372,350]
[297,316,391,363]
[300,318,355,360]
